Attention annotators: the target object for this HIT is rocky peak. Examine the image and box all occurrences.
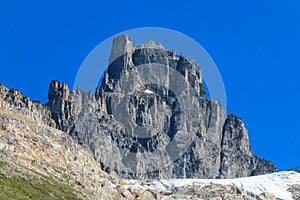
[46,80,71,131]
[219,114,276,178]
[136,40,165,49]
[109,34,133,65]
[44,35,276,179]
[48,80,69,101]
[102,34,205,97]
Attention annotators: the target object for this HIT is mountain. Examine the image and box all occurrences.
[0,82,291,200]
[0,35,298,199]
[45,34,275,179]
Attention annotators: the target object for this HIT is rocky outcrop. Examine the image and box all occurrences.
[45,34,276,179]
[46,81,71,130]
[156,184,276,200]
[0,83,55,127]
[0,97,116,199]
[219,114,275,178]
[0,96,281,199]
[288,184,300,200]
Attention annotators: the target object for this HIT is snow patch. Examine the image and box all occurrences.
[144,89,154,94]
[125,171,300,200]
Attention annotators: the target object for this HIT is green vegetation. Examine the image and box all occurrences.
[0,173,81,200]
[0,161,6,167]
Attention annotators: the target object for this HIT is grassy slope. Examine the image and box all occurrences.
[0,161,81,200]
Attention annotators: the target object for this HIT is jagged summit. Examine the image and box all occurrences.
[109,34,165,66]
[43,35,276,179]
[103,34,206,98]
[136,40,165,49]
[48,80,69,101]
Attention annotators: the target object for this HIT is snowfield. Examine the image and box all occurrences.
[127,171,300,200]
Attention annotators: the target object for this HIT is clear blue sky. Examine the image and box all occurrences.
[0,1,299,171]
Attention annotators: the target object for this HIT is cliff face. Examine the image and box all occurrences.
[0,83,283,199]
[45,34,276,179]
[0,83,55,127]
[0,83,125,199]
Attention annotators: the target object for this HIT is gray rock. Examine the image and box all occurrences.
[288,184,300,200]
[157,183,276,200]
[256,192,276,200]
[44,34,276,179]
[219,114,276,178]
[0,84,55,127]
